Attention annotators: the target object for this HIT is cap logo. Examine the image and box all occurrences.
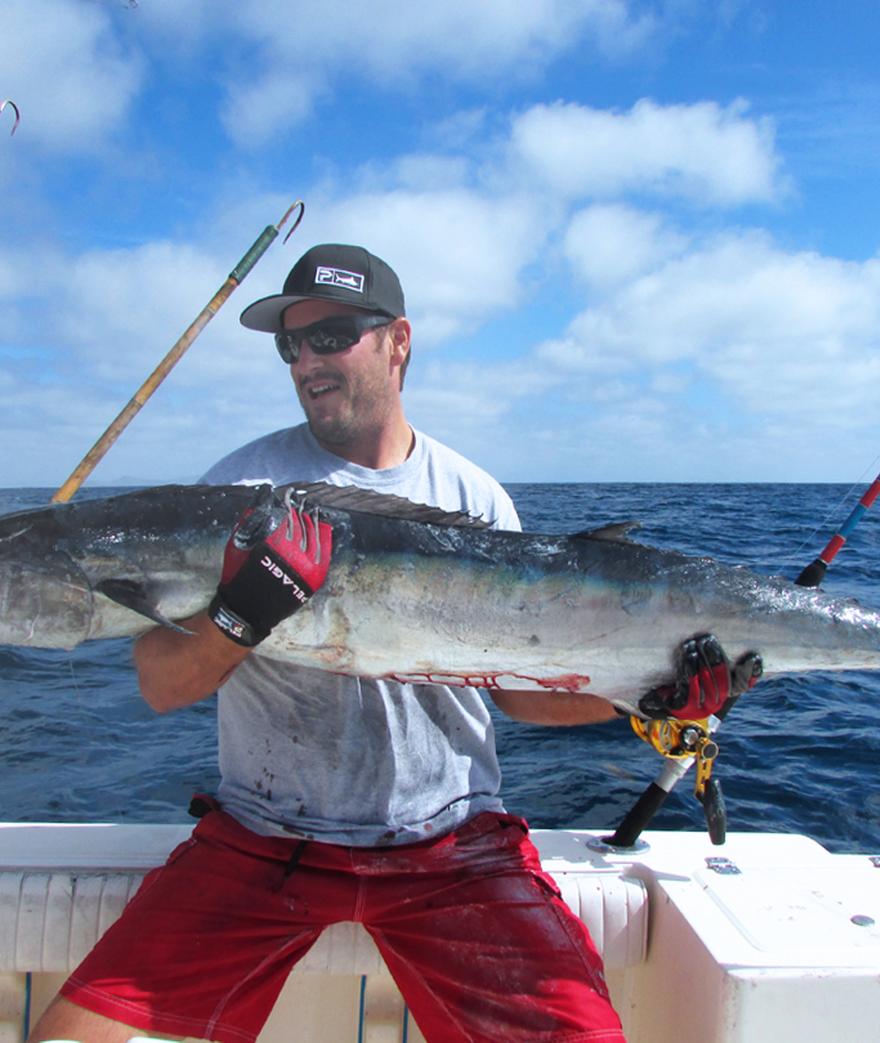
[315,266,365,294]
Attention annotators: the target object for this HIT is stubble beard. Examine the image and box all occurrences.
[300,347,392,452]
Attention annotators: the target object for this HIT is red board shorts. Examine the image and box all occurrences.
[61,804,625,1042]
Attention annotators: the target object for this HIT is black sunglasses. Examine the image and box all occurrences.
[274,314,393,364]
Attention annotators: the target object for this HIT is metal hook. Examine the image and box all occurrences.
[1,100,20,136]
[283,488,312,553]
[308,507,322,564]
[279,200,305,245]
[282,488,300,542]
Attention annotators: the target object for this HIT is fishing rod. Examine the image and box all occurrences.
[51,200,305,504]
[795,473,880,587]
[603,473,880,850]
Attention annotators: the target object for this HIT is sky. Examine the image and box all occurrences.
[2,1,880,487]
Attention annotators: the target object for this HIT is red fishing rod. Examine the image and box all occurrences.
[795,473,880,588]
[604,473,880,850]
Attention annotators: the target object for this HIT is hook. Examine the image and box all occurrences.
[278,200,305,244]
[1,100,20,136]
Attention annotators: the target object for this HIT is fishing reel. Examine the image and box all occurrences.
[629,716,727,844]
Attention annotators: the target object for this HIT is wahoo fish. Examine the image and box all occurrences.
[1,482,880,715]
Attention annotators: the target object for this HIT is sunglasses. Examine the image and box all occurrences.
[274,314,393,364]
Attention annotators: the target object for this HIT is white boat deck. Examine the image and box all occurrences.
[0,823,878,1042]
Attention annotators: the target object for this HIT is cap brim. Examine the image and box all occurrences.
[239,293,310,332]
[240,293,400,332]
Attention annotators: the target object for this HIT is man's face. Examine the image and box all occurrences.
[283,299,400,453]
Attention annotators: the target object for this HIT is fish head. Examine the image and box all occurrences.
[0,537,93,649]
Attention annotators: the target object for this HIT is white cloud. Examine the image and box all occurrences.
[53,242,226,382]
[216,0,657,142]
[220,72,325,149]
[0,0,143,151]
[409,357,557,421]
[539,230,880,424]
[510,98,782,204]
[564,204,688,289]
[293,187,550,345]
[226,0,652,72]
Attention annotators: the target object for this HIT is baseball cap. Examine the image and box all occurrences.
[240,243,406,332]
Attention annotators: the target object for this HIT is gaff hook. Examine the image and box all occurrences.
[1,100,20,136]
[280,200,305,244]
[51,198,307,503]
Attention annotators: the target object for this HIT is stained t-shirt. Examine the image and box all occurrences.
[201,424,521,845]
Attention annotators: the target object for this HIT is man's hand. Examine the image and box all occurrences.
[638,633,762,720]
[208,487,332,647]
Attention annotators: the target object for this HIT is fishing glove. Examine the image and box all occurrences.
[208,486,332,647]
[637,633,763,720]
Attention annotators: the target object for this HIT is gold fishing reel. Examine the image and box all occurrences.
[629,716,720,800]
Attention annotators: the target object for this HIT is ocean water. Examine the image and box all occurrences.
[1,483,878,854]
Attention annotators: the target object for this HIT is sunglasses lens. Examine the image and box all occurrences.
[274,331,298,363]
[275,315,391,364]
[308,324,359,353]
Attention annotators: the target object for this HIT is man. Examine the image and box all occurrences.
[31,244,754,1043]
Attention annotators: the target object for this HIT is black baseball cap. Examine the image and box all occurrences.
[240,243,406,332]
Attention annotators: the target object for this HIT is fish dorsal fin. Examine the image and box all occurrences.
[276,481,490,528]
[572,520,641,542]
[96,579,195,635]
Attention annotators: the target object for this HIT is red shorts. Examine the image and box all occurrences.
[61,806,625,1042]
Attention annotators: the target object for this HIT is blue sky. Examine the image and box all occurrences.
[3,1,880,486]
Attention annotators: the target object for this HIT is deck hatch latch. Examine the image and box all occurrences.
[705,856,741,875]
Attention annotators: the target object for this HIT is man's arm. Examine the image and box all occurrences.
[133,614,252,713]
[134,487,333,714]
[489,688,618,726]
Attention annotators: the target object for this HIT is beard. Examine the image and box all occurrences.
[297,348,394,452]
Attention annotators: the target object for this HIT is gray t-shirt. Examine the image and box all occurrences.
[201,424,521,845]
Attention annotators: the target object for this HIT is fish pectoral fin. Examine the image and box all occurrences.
[573,520,642,542]
[95,579,195,635]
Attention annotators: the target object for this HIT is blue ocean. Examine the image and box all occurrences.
[1,483,878,854]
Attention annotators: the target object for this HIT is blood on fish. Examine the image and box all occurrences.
[388,672,506,689]
[388,671,591,693]
[529,673,593,693]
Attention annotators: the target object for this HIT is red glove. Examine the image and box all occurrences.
[638,633,762,720]
[208,487,332,647]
